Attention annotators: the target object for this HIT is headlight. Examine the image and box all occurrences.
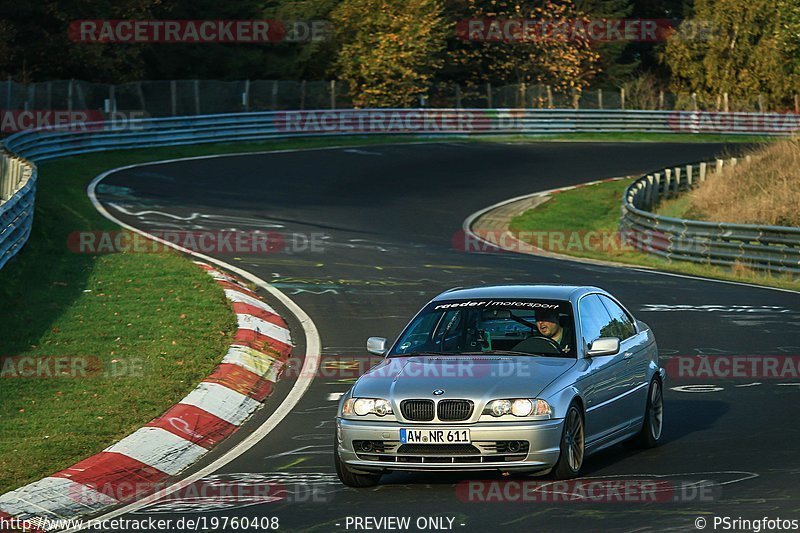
[490,399,512,417]
[485,398,551,418]
[511,399,533,417]
[342,398,393,417]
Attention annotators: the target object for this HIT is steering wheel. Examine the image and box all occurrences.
[511,335,563,355]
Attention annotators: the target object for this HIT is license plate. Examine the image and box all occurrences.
[400,428,470,444]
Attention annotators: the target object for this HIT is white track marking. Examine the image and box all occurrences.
[0,477,117,519]
[104,428,207,476]
[236,314,292,345]
[179,382,261,426]
[66,156,323,532]
[107,203,203,221]
[223,289,279,313]
[671,385,724,393]
[222,345,282,379]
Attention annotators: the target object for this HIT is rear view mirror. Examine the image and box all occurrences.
[367,337,388,356]
[587,337,620,357]
[482,309,511,319]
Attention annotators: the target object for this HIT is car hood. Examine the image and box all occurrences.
[352,355,576,400]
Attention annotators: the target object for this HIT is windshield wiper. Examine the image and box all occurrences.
[458,350,542,357]
[388,351,453,357]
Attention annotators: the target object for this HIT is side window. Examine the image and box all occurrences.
[578,295,614,346]
[598,295,637,340]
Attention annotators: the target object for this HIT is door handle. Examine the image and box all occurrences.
[623,351,634,360]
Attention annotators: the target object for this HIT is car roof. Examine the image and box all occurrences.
[432,284,604,302]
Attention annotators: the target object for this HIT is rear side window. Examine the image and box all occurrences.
[578,294,613,346]
[598,295,637,340]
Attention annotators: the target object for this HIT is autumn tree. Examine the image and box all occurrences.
[573,0,636,85]
[330,0,448,107]
[448,0,600,102]
[0,0,158,82]
[258,0,341,80]
[664,0,800,109]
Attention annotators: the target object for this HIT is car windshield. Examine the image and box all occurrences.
[388,298,576,358]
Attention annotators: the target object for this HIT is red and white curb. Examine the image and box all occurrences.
[0,262,293,531]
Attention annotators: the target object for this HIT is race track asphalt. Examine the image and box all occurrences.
[93,141,800,532]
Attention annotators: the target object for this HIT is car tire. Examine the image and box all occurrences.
[552,402,585,480]
[333,433,382,487]
[636,376,664,448]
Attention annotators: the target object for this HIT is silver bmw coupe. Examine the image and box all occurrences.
[334,285,665,487]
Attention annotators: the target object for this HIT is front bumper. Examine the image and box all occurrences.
[336,418,564,473]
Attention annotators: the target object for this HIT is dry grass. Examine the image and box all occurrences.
[686,139,800,227]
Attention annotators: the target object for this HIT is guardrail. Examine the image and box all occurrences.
[621,158,800,274]
[0,151,36,269]
[1,108,799,271]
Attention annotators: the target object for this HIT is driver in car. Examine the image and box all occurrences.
[535,308,572,353]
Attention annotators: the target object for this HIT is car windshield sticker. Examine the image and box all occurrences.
[432,299,562,311]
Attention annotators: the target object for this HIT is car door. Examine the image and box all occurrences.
[576,294,633,445]
[598,295,650,430]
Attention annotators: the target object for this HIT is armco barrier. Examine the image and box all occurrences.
[2,108,799,271]
[0,151,36,269]
[621,158,800,274]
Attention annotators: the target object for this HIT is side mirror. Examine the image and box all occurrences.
[587,337,620,357]
[367,337,388,356]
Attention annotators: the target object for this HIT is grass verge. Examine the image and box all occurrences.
[658,138,800,226]
[508,178,799,291]
[0,158,240,494]
[0,132,787,494]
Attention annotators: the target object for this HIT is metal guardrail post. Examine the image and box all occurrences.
[652,172,661,205]
[0,157,6,201]
[10,159,19,193]
[621,156,800,275]
[0,150,36,270]
[716,159,724,174]
[664,168,672,199]
[646,175,655,209]
[673,167,681,195]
